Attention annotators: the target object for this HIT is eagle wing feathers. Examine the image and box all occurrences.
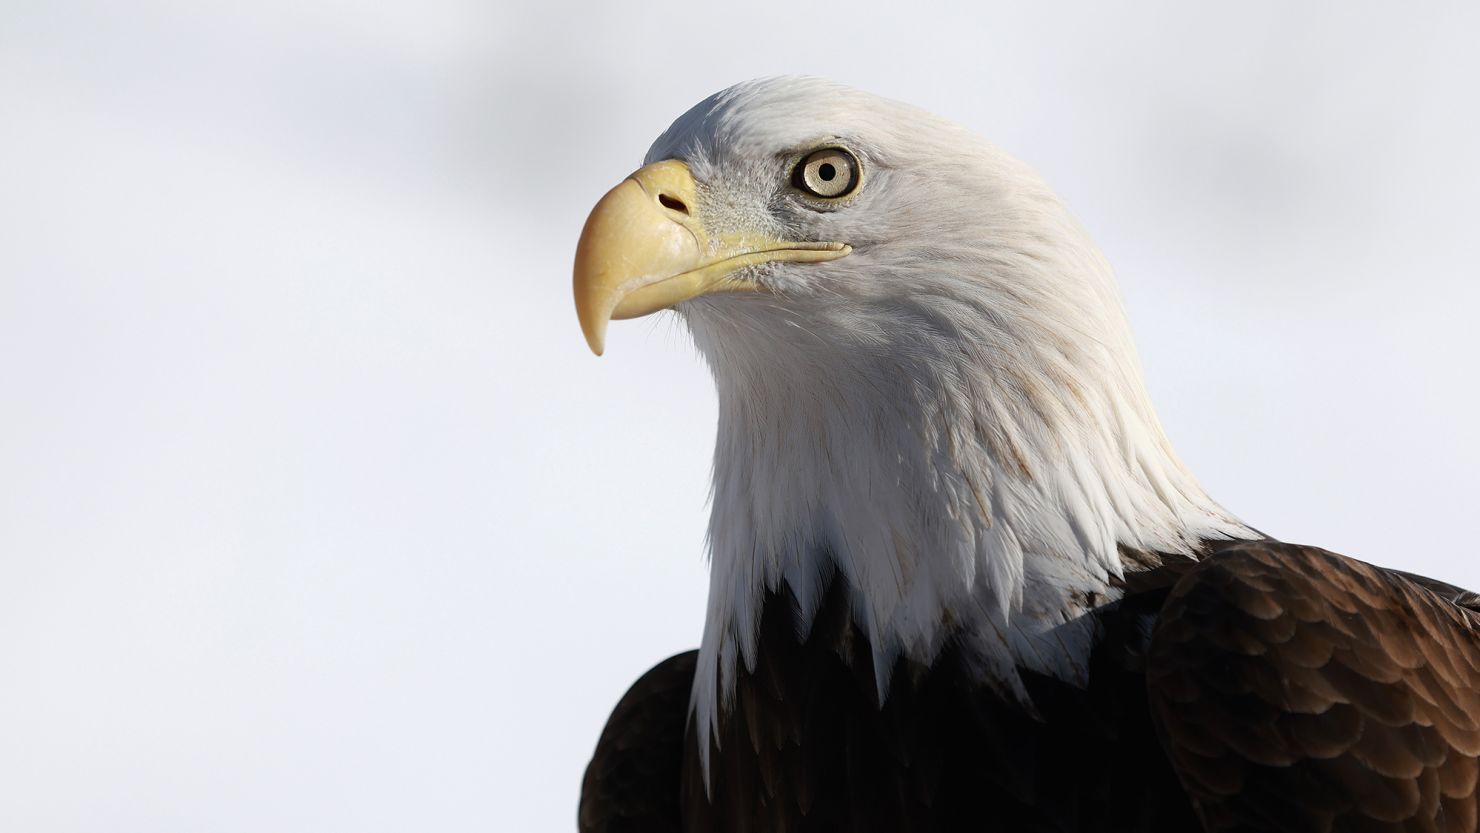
[1148,542,1480,833]
[578,651,696,833]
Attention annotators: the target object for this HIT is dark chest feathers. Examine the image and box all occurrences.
[579,542,1480,833]
[680,574,1197,833]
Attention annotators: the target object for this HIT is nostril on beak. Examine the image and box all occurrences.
[657,194,689,214]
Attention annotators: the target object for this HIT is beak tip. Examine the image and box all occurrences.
[581,318,608,356]
[575,268,613,356]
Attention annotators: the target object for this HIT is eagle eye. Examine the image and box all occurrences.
[792,147,860,199]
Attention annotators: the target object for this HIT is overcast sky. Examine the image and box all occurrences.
[2,1,1478,831]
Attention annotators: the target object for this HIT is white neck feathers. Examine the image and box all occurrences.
[680,174,1252,761]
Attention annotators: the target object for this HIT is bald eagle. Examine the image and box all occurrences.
[571,77,1480,833]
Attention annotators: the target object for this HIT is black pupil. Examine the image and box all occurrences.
[818,162,837,182]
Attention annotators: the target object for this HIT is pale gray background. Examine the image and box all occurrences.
[2,1,1477,830]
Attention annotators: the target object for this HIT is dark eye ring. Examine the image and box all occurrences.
[792,147,860,199]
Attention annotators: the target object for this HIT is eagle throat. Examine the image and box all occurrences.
[680,265,1254,772]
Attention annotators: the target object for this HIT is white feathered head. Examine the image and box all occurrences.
[574,76,1250,741]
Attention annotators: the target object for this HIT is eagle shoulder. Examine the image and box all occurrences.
[578,650,696,833]
[1147,541,1480,832]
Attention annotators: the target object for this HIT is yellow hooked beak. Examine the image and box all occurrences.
[572,159,851,355]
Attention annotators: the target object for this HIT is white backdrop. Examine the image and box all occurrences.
[2,1,1477,830]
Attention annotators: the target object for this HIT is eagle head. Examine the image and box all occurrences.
[572,76,1251,743]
